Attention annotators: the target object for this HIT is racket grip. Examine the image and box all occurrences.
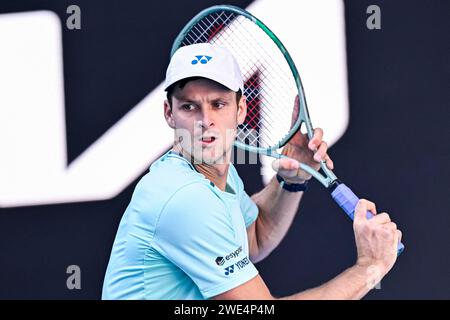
[331,183,404,256]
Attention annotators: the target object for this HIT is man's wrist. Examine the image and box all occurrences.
[352,260,389,290]
[276,174,308,192]
[355,258,389,277]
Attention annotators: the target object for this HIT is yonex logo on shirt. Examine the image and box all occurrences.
[224,265,234,276]
[223,257,250,276]
[235,257,250,270]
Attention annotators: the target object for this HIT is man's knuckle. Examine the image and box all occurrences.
[382,229,392,239]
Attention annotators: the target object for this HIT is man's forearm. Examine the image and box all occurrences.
[279,264,381,300]
[250,175,305,261]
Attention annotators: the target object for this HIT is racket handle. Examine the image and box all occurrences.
[330,183,405,256]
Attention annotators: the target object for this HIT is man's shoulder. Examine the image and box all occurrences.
[141,155,199,189]
[130,153,222,213]
[227,162,244,194]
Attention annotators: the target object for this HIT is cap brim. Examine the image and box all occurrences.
[164,71,242,92]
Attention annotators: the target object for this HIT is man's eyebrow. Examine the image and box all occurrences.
[210,96,232,102]
[175,96,231,104]
[174,96,200,104]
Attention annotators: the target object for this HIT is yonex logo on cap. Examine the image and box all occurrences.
[191,55,212,65]
[165,44,243,92]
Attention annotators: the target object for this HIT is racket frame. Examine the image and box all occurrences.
[171,5,338,187]
[170,4,404,256]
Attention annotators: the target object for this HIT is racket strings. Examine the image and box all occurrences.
[218,24,294,128]
[219,25,294,147]
[179,10,298,149]
[182,11,294,136]
[182,11,235,45]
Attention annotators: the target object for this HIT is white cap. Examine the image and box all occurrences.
[164,43,244,92]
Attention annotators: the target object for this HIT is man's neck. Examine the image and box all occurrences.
[172,146,230,191]
[194,162,229,191]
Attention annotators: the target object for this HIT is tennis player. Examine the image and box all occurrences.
[102,43,401,300]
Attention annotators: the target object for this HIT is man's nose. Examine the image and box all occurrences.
[198,108,214,128]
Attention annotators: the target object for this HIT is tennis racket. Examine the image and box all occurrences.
[170,5,404,255]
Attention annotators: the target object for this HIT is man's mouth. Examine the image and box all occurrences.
[199,136,217,145]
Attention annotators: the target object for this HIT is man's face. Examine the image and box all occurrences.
[164,78,247,164]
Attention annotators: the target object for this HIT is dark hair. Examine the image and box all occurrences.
[166,77,242,109]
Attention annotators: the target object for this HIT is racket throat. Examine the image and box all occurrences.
[327,179,342,193]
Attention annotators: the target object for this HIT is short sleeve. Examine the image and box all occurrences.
[229,165,259,227]
[152,183,259,299]
[240,190,259,227]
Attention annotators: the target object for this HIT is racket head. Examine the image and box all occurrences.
[170,5,313,157]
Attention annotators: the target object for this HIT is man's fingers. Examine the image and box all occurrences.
[371,212,391,225]
[308,128,323,150]
[272,158,299,172]
[354,199,377,222]
[313,141,328,161]
[397,230,403,243]
[290,95,300,128]
[382,221,397,230]
[310,140,334,170]
[325,156,334,170]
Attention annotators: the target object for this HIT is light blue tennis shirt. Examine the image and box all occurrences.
[102,150,259,299]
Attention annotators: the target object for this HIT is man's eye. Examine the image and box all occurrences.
[215,102,226,109]
[181,104,195,111]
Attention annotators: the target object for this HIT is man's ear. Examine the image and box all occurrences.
[164,100,176,129]
[237,95,247,126]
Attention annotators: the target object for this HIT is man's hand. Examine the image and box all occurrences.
[353,199,402,277]
[216,199,402,300]
[272,96,334,183]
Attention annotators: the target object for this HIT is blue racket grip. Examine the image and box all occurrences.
[331,183,404,256]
